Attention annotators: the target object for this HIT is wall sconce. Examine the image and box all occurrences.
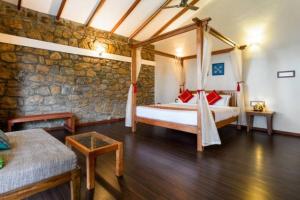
[246,26,265,47]
[175,47,183,57]
[95,43,107,56]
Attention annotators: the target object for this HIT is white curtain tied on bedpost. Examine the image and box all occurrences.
[230,49,246,125]
[197,31,221,146]
[174,58,185,92]
[125,47,142,127]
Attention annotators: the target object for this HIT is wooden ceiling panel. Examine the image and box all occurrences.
[89,0,138,32]
[110,0,142,34]
[86,0,106,26]
[115,0,166,37]
[21,0,62,15]
[128,0,173,40]
[133,0,195,41]
[152,0,200,37]
[56,0,66,20]
[58,0,99,24]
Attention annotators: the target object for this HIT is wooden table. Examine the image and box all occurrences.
[65,132,123,191]
[246,110,275,135]
[8,112,75,133]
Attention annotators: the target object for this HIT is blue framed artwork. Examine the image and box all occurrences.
[212,63,225,76]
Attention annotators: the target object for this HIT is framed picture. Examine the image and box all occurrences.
[277,70,295,78]
[212,63,225,76]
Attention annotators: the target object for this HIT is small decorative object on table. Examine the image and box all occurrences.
[250,101,265,112]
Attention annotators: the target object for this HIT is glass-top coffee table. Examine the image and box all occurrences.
[66,132,123,190]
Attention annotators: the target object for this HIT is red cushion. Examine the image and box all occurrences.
[178,89,193,103]
[206,90,221,105]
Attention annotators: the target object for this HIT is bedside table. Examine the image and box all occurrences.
[246,110,275,135]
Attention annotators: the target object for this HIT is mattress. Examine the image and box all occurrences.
[0,129,77,194]
[136,103,240,126]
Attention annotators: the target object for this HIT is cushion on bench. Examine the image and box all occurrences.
[0,129,77,194]
[0,129,10,150]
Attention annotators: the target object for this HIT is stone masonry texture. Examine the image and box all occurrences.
[0,1,154,129]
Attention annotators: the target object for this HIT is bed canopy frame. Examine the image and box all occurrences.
[129,17,246,151]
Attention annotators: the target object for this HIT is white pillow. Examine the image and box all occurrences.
[177,95,197,104]
[177,94,231,106]
[213,95,231,106]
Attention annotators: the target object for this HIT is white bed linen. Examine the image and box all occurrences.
[136,104,240,126]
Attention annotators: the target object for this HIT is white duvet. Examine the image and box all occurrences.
[136,103,240,126]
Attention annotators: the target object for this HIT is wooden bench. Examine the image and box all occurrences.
[8,112,75,134]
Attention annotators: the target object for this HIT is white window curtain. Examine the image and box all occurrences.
[230,49,246,125]
[174,58,185,92]
[197,31,221,146]
[125,47,142,127]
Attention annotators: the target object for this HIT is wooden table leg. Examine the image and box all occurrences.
[70,168,81,200]
[115,143,124,177]
[86,154,95,190]
[247,115,254,133]
[7,122,13,132]
[266,115,273,135]
[65,116,75,134]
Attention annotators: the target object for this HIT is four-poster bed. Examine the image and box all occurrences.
[136,90,239,131]
[126,17,246,152]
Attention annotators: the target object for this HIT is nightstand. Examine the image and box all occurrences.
[246,110,275,135]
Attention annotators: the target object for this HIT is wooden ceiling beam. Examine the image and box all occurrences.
[110,0,141,34]
[133,23,198,48]
[209,27,237,48]
[181,47,236,60]
[181,55,196,60]
[128,0,173,40]
[17,0,22,10]
[212,47,235,55]
[56,0,67,20]
[143,48,177,59]
[151,0,199,38]
[145,47,240,60]
[132,17,210,48]
[195,17,245,49]
[86,0,106,27]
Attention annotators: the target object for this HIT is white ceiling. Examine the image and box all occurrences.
[156,0,300,56]
[3,0,299,57]
[3,0,204,40]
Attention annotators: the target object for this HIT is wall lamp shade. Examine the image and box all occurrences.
[175,48,183,57]
[246,26,264,46]
[95,43,107,56]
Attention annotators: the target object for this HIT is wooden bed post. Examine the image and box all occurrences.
[196,25,204,152]
[131,48,137,132]
[180,58,184,92]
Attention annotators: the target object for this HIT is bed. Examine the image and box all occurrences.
[134,91,240,147]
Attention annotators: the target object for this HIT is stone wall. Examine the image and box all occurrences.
[0,1,154,129]
[0,1,154,60]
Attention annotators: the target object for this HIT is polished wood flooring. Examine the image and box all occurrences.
[26,122,300,200]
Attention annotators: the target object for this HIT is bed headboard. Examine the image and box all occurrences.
[190,90,237,107]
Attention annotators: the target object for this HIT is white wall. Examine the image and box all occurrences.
[185,50,300,133]
[155,55,180,104]
[154,0,300,134]
[244,44,300,133]
[184,54,236,91]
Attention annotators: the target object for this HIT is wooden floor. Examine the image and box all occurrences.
[26,122,300,200]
